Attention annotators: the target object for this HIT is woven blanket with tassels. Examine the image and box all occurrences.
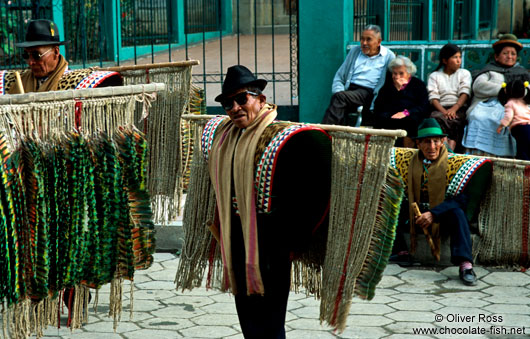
[0,127,154,338]
[177,118,404,332]
[177,117,332,290]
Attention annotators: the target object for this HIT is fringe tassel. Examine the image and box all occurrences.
[2,303,8,339]
[129,281,134,320]
[291,261,322,299]
[83,287,90,324]
[121,66,193,224]
[93,289,99,314]
[109,278,123,332]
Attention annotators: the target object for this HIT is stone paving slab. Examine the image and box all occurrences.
[23,253,530,338]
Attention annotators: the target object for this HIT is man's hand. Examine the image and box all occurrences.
[391,112,406,119]
[415,211,434,229]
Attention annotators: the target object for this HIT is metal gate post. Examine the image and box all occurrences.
[101,0,121,63]
[51,0,66,57]
[298,0,353,123]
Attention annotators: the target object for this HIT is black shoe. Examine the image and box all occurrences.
[389,253,416,267]
[459,268,477,286]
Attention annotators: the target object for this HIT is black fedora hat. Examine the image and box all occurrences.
[215,65,267,102]
[16,19,69,48]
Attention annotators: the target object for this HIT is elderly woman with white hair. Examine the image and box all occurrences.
[373,55,430,146]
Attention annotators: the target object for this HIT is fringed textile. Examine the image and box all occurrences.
[175,119,219,291]
[115,127,155,273]
[0,95,136,151]
[319,132,398,332]
[121,66,193,224]
[0,127,154,338]
[475,160,530,266]
[180,85,206,192]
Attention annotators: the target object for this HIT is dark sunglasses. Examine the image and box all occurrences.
[221,91,259,110]
[22,48,53,61]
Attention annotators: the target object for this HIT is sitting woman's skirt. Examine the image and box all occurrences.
[462,99,516,157]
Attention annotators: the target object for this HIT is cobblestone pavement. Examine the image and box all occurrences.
[37,253,530,339]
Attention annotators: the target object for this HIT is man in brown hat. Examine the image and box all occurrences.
[9,19,69,93]
[204,65,331,338]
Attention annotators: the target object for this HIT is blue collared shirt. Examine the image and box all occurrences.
[350,49,388,89]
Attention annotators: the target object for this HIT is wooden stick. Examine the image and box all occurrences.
[97,60,200,72]
[0,83,166,105]
[412,202,439,261]
[14,71,24,94]
[181,114,408,138]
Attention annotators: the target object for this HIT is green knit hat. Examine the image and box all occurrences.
[413,118,447,139]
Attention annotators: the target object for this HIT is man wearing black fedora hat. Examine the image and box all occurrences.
[8,19,69,94]
[392,118,479,286]
[205,65,331,338]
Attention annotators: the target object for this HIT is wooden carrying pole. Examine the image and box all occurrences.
[98,60,200,72]
[14,71,24,94]
[412,202,439,261]
[0,83,166,105]
[181,114,408,138]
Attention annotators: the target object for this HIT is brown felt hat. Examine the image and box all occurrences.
[492,33,523,54]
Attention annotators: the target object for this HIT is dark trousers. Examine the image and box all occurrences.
[439,208,473,265]
[392,205,472,265]
[510,124,530,160]
[322,84,373,126]
[231,216,292,339]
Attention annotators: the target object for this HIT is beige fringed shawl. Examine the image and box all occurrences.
[9,55,68,94]
[208,104,277,295]
[407,146,448,258]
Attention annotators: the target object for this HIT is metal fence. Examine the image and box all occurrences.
[352,0,524,42]
[185,0,221,34]
[388,0,424,41]
[63,0,103,64]
[121,0,172,46]
[0,0,52,67]
[0,0,300,119]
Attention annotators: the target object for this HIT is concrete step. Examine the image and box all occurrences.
[155,221,184,253]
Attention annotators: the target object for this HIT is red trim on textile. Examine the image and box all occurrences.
[246,190,261,294]
[206,207,221,289]
[457,159,491,193]
[330,134,371,325]
[74,100,83,131]
[521,166,530,264]
[312,200,330,235]
[66,288,74,327]
[206,237,217,290]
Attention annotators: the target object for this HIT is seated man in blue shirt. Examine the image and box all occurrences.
[322,25,395,126]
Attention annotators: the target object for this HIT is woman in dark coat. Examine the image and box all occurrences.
[373,55,430,147]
